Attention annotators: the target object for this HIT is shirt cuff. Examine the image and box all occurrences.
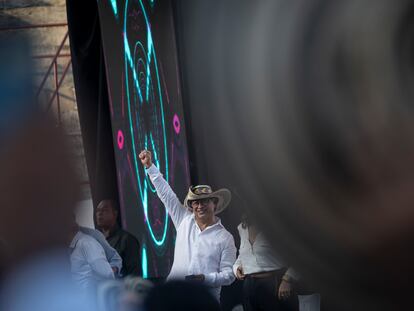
[204,273,216,286]
[284,268,299,281]
[232,264,239,277]
[145,164,159,175]
[111,266,121,277]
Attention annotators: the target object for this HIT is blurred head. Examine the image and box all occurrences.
[119,277,154,311]
[96,200,118,229]
[0,33,79,268]
[0,115,79,267]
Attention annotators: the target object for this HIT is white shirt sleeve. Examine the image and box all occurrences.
[233,256,242,277]
[233,224,245,276]
[204,234,237,287]
[79,227,122,275]
[285,267,300,280]
[81,239,114,280]
[146,164,191,228]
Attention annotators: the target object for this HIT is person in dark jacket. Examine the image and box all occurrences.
[96,200,141,277]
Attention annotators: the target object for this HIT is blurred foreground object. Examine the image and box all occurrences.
[0,33,35,141]
[144,281,220,311]
[0,33,92,311]
[176,0,414,310]
[120,277,154,311]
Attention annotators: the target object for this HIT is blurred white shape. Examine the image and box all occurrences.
[299,294,321,311]
[231,304,244,311]
[0,251,97,311]
[76,199,95,228]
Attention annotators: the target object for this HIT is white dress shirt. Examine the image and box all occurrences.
[233,224,297,278]
[146,164,237,300]
[70,231,115,290]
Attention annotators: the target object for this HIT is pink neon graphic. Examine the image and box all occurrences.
[117,130,124,149]
[173,114,180,134]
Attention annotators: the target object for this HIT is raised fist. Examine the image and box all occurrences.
[139,150,152,169]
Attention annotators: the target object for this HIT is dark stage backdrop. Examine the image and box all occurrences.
[67,0,120,210]
[68,0,242,307]
[96,0,191,278]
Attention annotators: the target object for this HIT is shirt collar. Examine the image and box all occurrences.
[191,215,224,230]
[213,217,224,228]
[69,231,82,249]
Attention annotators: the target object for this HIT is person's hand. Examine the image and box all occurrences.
[111,267,119,275]
[185,274,205,283]
[278,279,293,300]
[236,266,245,280]
[139,150,152,168]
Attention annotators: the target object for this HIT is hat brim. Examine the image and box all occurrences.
[184,188,231,214]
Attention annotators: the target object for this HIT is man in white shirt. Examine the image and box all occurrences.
[79,226,123,276]
[139,149,237,301]
[69,224,115,291]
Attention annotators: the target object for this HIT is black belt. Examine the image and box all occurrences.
[245,270,278,279]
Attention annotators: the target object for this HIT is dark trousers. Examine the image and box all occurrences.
[242,269,299,311]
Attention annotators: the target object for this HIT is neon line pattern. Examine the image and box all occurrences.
[123,0,169,247]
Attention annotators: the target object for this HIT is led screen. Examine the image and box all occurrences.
[97,0,190,278]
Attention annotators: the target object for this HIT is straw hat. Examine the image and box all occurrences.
[183,185,231,214]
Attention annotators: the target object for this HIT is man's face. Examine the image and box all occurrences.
[191,198,216,222]
[96,201,117,228]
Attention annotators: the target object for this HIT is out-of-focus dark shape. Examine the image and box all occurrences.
[0,32,90,311]
[144,281,221,311]
[0,117,79,268]
[175,0,414,310]
[96,277,153,311]
[97,280,123,311]
[119,277,154,311]
[0,32,79,267]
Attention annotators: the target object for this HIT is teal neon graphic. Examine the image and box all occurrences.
[110,0,118,17]
[123,0,169,247]
[142,245,148,278]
